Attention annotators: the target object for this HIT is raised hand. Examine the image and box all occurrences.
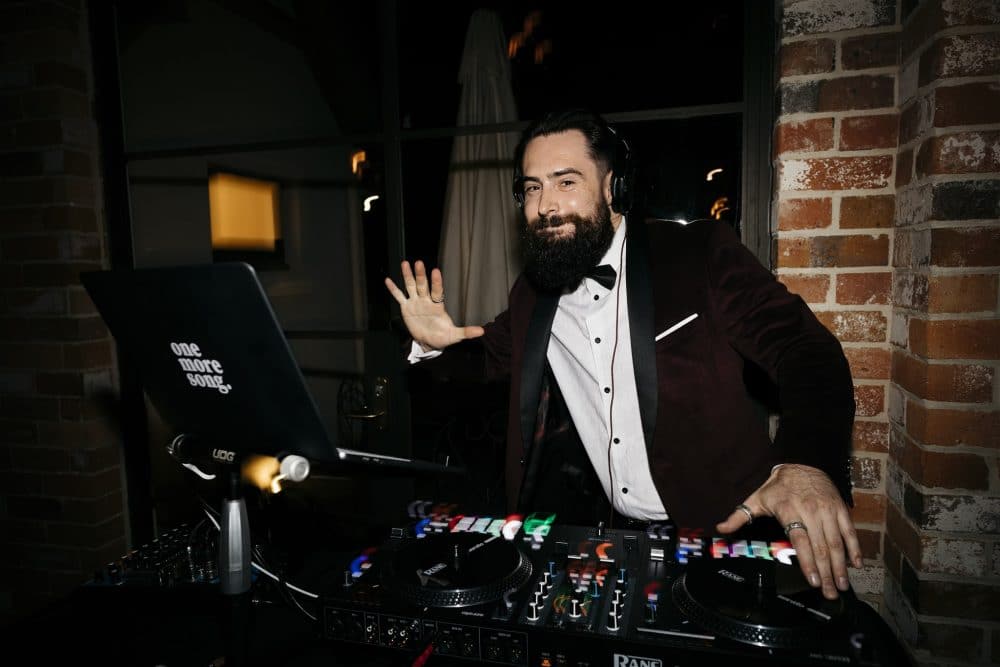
[384,260,485,352]
[715,463,862,600]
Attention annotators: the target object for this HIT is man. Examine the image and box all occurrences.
[385,110,860,600]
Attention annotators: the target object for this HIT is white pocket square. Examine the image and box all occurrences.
[655,313,699,341]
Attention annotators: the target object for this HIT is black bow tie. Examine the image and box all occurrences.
[586,264,617,289]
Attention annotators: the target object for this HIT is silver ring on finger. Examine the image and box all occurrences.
[431,293,445,304]
[784,521,807,538]
[735,503,754,525]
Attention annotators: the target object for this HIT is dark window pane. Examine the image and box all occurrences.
[398,2,744,129]
[624,114,743,232]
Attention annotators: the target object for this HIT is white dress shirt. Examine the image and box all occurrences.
[546,219,667,520]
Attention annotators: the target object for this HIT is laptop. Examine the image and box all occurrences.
[81,262,459,475]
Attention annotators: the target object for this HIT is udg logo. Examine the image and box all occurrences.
[212,448,236,463]
[613,654,663,667]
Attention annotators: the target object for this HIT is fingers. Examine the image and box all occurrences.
[715,505,754,534]
[429,268,444,303]
[394,260,436,301]
[462,325,485,340]
[384,277,407,305]
[838,510,864,569]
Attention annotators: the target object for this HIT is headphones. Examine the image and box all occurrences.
[512,121,632,214]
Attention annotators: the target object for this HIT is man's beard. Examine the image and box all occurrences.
[519,201,615,294]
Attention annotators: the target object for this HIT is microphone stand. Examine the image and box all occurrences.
[219,469,252,666]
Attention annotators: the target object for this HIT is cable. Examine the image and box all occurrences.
[200,507,319,603]
[606,234,627,529]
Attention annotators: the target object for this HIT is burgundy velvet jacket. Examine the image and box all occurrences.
[472,219,855,530]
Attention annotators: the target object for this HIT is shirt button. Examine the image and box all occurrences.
[603,387,610,394]
[519,458,525,465]
[622,488,629,494]
[595,337,601,344]
[613,437,620,444]
[593,294,599,301]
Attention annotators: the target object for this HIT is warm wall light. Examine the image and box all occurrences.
[706,168,723,181]
[351,150,367,177]
[209,173,280,250]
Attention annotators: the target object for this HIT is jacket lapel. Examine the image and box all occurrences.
[519,291,558,452]
[626,220,658,450]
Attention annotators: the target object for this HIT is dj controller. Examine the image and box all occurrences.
[322,507,911,667]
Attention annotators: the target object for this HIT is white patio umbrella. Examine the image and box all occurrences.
[438,9,521,326]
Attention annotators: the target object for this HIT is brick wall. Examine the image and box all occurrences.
[885,0,1000,664]
[777,1,999,665]
[0,0,125,625]
[776,0,899,606]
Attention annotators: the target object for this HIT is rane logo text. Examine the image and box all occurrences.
[613,654,663,667]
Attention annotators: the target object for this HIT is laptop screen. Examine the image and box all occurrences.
[82,262,346,464]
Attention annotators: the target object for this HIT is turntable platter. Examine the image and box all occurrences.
[672,557,849,649]
[386,532,533,608]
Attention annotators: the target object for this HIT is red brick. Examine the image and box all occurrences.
[816,310,887,342]
[62,340,112,369]
[842,32,900,70]
[42,467,121,499]
[818,75,895,111]
[841,195,896,230]
[0,177,94,207]
[59,397,106,421]
[931,227,1000,267]
[0,419,37,445]
[855,385,885,417]
[916,131,1000,177]
[896,436,990,490]
[779,156,893,191]
[780,39,836,76]
[0,150,44,177]
[928,274,998,313]
[892,350,994,403]
[19,89,89,120]
[918,621,984,662]
[907,400,999,448]
[851,489,887,524]
[896,148,913,187]
[935,82,1000,128]
[920,33,1000,86]
[4,288,68,315]
[42,206,96,231]
[777,197,832,231]
[0,395,59,420]
[20,261,101,287]
[775,117,834,154]
[901,0,1000,62]
[47,514,126,550]
[837,272,891,305]
[1,235,60,260]
[67,287,98,316]
[36,371,85,396]
[0,342,64,369]
[8,446,70,473]
[2,29,81,65]
[853,420,889,452]
[855,527,883,559]
[840,114,899,150]
[845,347,891,379]
[899,96,930,145]
[885,502,920,570]
[778,274,829,303]
[25,315,107,342]
[32,61,87,92]
[909,319,1000,359]
[777,235,889,268]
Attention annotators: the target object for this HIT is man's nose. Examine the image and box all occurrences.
[536,187,557,217]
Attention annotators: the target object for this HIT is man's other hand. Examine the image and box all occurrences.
[384,260,484,351]
[715,463,863,600]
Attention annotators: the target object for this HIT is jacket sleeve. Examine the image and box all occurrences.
[705,224,856,503]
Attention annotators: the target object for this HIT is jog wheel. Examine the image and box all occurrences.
[387,532,533,608]
[672,556,849,649]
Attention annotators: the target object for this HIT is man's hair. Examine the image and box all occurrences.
[513,109,620,179]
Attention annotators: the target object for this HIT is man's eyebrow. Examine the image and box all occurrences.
[522,167,584,182]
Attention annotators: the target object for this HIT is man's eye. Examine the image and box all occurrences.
[523,185,540,195]
[559,180,576,188]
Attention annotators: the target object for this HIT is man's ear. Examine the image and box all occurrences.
[602,170,614,206]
